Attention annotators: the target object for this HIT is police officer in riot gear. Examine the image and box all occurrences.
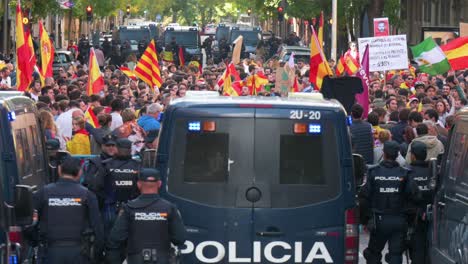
[106,168,186,264]
[406,141,433,264]
[82,134,118,208]
[32,157,104,263]
[101,138,140,236]
[138,37,148,58]
[359,141,419,264]
[78,34,90,65]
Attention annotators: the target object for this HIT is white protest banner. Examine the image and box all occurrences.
[358,35,408,72]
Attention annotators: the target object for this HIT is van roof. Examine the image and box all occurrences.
[0,95,36,114]
[170,94,344,111]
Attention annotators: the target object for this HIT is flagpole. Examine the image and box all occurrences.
[3,0,8,53]
[331,0,337,61]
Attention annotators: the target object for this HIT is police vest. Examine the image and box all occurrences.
[126,198,173,257]
[369,162,409,214]
[105,159,140,203]
[408,161,433,207]
[40,183,88,243]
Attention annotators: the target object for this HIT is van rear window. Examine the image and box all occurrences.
[184,133,228,183]
[280,135,324,185]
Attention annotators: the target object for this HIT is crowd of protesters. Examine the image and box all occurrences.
[0,33,465,164]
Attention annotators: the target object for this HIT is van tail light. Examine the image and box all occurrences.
[344,208,359,264]
[8,226,22,244]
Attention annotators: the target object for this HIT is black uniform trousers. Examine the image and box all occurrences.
[364,214,407,264]
[39,245,87,264]
[409,218,430,264]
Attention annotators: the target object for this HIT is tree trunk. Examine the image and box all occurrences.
[68,8,72,43]
[367,0,385,34]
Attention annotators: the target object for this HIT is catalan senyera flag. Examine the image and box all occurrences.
[441,36,468,70]
[119,66,137,80]
[178,46,185,66]
[335,56,346,76]
[309,26,333,90]
[39,20,54,78]
[318,11,324,49]
[84,107,100,128]
[16,0,34,91]
[134,40,162,90]
[86,48,105,95]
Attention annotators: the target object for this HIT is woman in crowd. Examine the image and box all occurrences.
[66,116,91,155]
[373,129,406,166]
[38,110,57,140]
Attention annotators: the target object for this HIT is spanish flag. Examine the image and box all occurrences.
[86,48,105,95]
[335,56,346,76]
[119,66,137,80]
[246,72,268,95]
[134,40,162,91]
[16,0,34,91]
[344,55,359,75]
[84,108,100,128]
[39,20,54,78]
[309,25,333,90]
[178,46,185,66]
[441,36,468,71]
[222,63,242,96]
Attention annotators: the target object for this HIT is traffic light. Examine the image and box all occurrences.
[86,5,92,22]
[126,5,130,16]
[247,8,251,16]
[277,5,284,22]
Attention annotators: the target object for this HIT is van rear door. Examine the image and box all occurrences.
[164,107,256,263]
[251,108,344,263]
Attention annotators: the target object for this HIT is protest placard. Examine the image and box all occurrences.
[358,35,408,72]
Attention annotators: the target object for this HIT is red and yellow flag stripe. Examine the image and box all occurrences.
[134,40,162,90]
[441,36,468,71]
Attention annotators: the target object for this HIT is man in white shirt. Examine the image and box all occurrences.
[109,98,124,131]
[29,80,42,101]
[55,100,83,149]
[0,67,11,89]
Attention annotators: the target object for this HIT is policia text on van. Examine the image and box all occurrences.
[154,92,364,264]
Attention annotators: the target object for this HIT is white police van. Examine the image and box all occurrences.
[155,92,363,263]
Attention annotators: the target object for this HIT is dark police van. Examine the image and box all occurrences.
[431,106,468,264]
[0,93,45,263]
[156,92,362,263]
[163,26,203,64]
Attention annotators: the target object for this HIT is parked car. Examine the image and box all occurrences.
[278,45,311,63]
[52,50,74,77]
[430,106,468,264]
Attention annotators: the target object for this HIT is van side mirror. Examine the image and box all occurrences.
[352,154,366,187]
[428,158,438,190]
[13,185,34,226]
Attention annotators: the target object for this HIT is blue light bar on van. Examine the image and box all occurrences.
[8,111,16,121]
[347,116,353,126]
[188,121,201,131]
[308,124,322,134]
